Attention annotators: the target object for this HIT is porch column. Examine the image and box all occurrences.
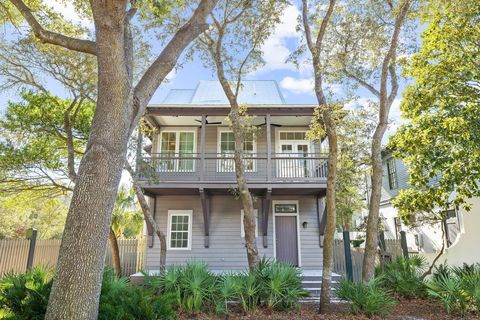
[200,114,206,181]
[262,188,272,248]
[266,114,272,181]
[200,188,211,248]
[316,195,326,247]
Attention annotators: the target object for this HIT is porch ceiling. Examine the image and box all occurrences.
[143,186,326,197]
[150,115,312,127]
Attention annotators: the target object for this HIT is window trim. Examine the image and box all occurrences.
[386,158,398,190]
[241,209,258,238]
[167,210,193,251]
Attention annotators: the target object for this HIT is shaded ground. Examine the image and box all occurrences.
[178,299,480,320]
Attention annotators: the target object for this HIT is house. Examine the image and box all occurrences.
[378,151,475,264]
[137,80,328,272]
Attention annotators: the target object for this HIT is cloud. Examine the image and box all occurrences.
[280,77,314,94]
[260,5,301,72]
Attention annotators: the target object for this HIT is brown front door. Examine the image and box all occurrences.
[275,216,299,266]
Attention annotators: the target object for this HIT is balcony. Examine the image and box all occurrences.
[138,153,328,184]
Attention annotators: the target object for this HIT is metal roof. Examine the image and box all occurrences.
[161,80,286,105]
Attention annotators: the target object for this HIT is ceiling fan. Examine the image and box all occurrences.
[195,116,222,125]
[257,116,282,127]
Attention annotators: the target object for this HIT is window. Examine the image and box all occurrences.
[217,130,256,172]
[279,131,306,140]
[159,130,196,172]
[394,217,402,240]
[387,158,398,189]
[167,210,192,250]
[274,203,298,214]
[240,209,258,237]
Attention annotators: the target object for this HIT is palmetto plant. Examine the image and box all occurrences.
[336,277,396,317]
[0,267,53,320]
[377,256,428,299]
[428,263,480,315]
[254,258,308,310]
[158,260,220,313]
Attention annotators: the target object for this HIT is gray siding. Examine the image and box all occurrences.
[381,157,409,204]
[145,195,323,271]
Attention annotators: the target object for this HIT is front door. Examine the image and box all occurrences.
[274,202,299,266]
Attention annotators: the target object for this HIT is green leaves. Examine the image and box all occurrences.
[389,0,480,216]
[0,90,94,194]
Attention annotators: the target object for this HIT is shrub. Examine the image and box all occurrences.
[377,256,427,299]
[99,268,176,320]
[428,263,480,315]
[0,267,53,320]
[336,278,396,317]
[0,267,176,320]
[254,258,309,311]
[156,259,308,315]
[157,260,220,313]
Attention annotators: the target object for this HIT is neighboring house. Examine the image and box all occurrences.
[137,80,328,272]
[379,151,464,255]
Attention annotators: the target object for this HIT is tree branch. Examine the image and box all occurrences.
[9,0,97,55]
[131,0,217,131]
[343,68,380,97]
[64,97,81,183]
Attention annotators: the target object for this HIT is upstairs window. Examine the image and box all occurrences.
[159,130,196,172]
[387,158,398,189]
[217,130,256,172]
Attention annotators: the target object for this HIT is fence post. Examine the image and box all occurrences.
[26,228,37,270]
[400,231,409,259]
[342,230,353,281]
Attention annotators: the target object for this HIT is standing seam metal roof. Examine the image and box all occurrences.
[162,80,286,105]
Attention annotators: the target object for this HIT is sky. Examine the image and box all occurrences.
[0,2,405,140]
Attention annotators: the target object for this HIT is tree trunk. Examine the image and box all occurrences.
[215,76,259,270]
[231,113,260,270]
[362,129,385,281]
[361,0,410,283]
[108,227,122,277]
[319,115,338,313]
[45,4,134,319]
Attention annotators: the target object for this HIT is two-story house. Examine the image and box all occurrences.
[379,150,464,255]
[137,80,328,272]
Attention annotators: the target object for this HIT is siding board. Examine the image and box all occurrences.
[146,195,323,271]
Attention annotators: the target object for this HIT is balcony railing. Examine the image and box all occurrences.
[138,153,328,183]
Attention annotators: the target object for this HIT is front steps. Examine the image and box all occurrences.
[301,271,342,302]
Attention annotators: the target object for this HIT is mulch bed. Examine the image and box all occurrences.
[178,299,480,320]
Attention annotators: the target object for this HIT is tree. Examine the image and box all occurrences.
[5,0,218,318]
[0,191,68,239]
[336,106,376,231]
[195,0,287,269]
[389,0,480,220]
[299,0,339,311]
[328,0,414,282]
[0,34,170,272]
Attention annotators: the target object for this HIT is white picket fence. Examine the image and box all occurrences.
[0,238,146,277]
